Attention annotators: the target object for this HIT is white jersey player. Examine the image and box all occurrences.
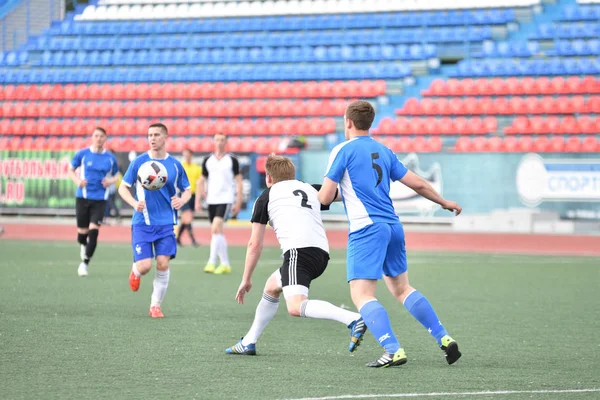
[226,154,368,356]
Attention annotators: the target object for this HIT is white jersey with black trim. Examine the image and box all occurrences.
[251,180,330,254]
[202,153,240,205]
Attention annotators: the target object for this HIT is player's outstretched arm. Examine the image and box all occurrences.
[236,222,266,304]
[118,182,145,212]
[399,171,462,216]
[317,177,340,205]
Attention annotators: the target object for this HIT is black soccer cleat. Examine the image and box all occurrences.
[440,336,462,365]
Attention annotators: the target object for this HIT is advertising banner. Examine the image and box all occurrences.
[0,150,256,219]
[300,151,600,221]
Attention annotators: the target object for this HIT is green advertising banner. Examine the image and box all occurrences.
[0,150,77,209]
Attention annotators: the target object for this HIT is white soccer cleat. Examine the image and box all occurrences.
[77,262,88,277]
[80,244,87,261]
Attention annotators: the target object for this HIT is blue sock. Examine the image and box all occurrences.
[404,290,448,345]
[360,300,400,354]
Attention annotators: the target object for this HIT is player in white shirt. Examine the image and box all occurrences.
[225,154,368,356]
[195,133,243,275]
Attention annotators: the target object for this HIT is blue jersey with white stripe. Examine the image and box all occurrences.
[325,136,409,233]
[122,152,190,226]
[71,148,119,201]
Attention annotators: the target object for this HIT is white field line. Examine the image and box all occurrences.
[282,388,600,400]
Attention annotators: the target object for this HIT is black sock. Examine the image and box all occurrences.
[77,233,88,246]
[186,224,197,244]
[84,229,99,264]
[177,224,186,241]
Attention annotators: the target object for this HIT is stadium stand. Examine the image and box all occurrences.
[0,0,598,153]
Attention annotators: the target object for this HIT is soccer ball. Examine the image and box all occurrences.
[137,161,168,191]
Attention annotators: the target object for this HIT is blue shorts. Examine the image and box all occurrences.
[347,222,407,281]
[131,224,177,262]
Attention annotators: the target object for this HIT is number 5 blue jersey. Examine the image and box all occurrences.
[122,152,190,226]
[325,136,408,233]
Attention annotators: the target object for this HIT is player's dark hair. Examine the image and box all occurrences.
[149,123,168,135]
[183,148,193,154]
[94,126,107,135]
[345,100,375,130]
[265,154,295,183]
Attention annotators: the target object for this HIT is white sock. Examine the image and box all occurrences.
[132,262,141,277]
[208,235,218,264]
[242,293,280,345]
[216,234,230,266]
[150,269,170,306]
[300,299,360,326]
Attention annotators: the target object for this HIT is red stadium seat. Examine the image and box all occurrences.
[561,116,579,134]
[581,136,598,152]
[529,117,547,135]
[487,78,506,96]
[394,118,410,135]
[1,102,13,118]
[454,137,471,152]
[503,136,518,152]
[533,136,549,152]
[504,77,520,96]
[548,136,565,152]
[505,116,528,135]
[423,79,446,96]
[377,117,395,135]
[518,136,534,152]
[486,136,503,152]
[438,117,454,135]
[565,137,581,152]
[428,136,443,152]
[546,116,561,134]
[518,77,536,95]
[469,136,485,152]
[412,137,428,152]
[535,77,552,95]
[578,116,595,134]
[453,117,468,134]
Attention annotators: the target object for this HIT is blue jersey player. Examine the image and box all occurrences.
[118,123,191,318]
[318,101,463,368]
[68,127,120,277]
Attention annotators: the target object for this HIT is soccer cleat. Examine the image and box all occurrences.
[77,262,88,277]
[225,339,256,355]
[366,348,407,368]
[348,317,368,352]
[149,305,164,318]
[80,245,86,261]
[129,270,141,292]
[204,263,216,273]
[213,265,232,275]
[440,336,461,365]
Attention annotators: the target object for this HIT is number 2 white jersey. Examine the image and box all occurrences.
[251,180,330,254]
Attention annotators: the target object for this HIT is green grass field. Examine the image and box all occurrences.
[0,240,599,400]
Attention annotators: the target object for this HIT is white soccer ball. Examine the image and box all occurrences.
[137,161,168,191]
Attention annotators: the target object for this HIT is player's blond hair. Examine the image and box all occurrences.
[265,154,295,184]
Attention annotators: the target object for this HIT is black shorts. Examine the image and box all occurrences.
[208,203,231,223]
[76,198,107,228]
[280,247,330,288]
[180,194,196,212]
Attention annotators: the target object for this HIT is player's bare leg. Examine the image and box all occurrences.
[149,256,170,318]
[130,258,151,292]
[384,272,461,365]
